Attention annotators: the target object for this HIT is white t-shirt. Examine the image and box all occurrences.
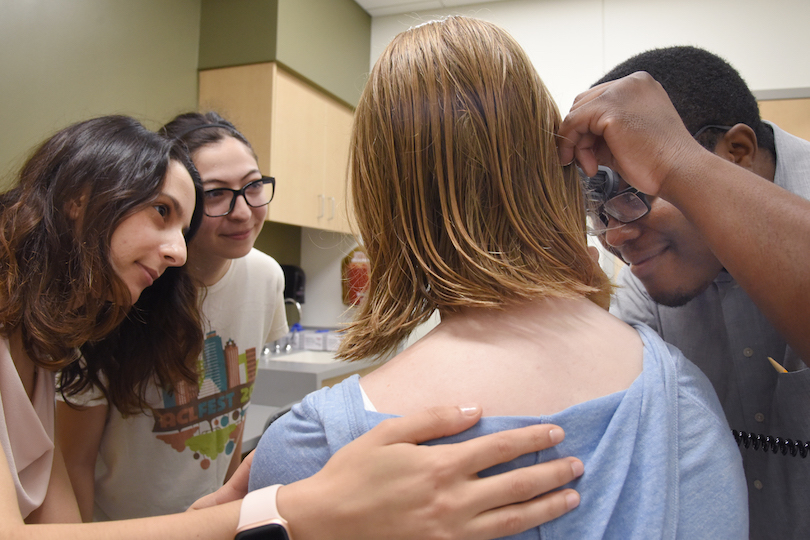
[0,337,55,518]
[64,249,288,520]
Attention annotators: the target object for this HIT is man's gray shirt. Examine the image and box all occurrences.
[610,123,810,540]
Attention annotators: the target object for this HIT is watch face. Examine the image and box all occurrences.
[235,523,290,540]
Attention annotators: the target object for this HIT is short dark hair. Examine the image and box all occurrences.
[595,46,774,154]
[160,111,253,158]
[0,115,205,414]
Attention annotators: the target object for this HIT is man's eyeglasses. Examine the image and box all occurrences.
[578,126,732,234]
[203,176,275,217]
[580,166,651,235]
[692,124,733,139]
[691,124,733,150]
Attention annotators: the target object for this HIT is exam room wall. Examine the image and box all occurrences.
[0,0,201,191]
[370,0,810,114]
[370,0,810,282]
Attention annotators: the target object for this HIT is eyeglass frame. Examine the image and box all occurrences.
[579,126,734,233]
[691,124,733,139]
[203,176,276,217]
[580,166,651,231]
[598,186,651,227]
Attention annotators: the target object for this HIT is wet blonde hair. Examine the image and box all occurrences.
[339,16,611,361]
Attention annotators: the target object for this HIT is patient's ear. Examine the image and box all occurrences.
[587,246,600,264]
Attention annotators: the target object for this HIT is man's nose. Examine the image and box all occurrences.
[603,216,642,248]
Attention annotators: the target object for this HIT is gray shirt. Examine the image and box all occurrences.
[611,123,810,540]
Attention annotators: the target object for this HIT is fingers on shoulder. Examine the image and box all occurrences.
[471,488,580,539]
[471,455,583,514]
[370,405,482,445]
[458,425,565,473]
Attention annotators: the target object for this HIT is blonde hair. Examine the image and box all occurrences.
[339,16,611,361]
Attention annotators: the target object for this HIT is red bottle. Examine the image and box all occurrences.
[342,247,369,306]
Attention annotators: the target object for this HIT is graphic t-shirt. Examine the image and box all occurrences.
[63,249,287,519]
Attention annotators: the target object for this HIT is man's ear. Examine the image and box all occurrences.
[713,123,758,170]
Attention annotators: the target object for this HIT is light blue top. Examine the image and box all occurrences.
[250,324,747,539]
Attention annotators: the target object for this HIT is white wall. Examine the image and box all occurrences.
[299,228,359,328]
[370,0,810,111]
[303,0,810,331]
[369,0,810,281]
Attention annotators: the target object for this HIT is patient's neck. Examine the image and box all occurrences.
[361,296,643,417]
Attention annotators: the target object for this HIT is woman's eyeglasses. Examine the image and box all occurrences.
[203,176,275,217]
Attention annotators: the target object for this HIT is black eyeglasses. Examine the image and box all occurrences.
[692,124,733,139]
[580,166,651,235]
[691,124,733,151]
[203,176,275,217]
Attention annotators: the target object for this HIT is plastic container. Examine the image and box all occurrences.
[325,331,344,352]
[303,329,329,351]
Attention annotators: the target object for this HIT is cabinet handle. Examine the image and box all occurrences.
[329,197,336,220]
[317,194,324,218]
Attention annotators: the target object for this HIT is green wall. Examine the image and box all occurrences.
[276,0,370,106]
[199,0,370,106]
[254,221,301,265]
[199,0,279,70]
[0,0,201,190]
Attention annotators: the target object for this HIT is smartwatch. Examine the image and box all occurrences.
[235,485,292,540]
[235,522,289,540]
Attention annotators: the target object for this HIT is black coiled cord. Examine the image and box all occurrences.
[732,429,810,458]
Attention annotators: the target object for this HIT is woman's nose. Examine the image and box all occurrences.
[228,193,252,220]
[162,230,188,267]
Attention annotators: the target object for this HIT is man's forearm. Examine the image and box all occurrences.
[663,149,810,364]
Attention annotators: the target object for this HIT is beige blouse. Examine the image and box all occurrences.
[0,337,55,518]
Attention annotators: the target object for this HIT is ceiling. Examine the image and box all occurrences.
[354,0,503,17]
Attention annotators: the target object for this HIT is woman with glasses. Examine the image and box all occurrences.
[57,112,289,521]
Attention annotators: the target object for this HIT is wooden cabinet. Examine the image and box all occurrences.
[759,98,810,142]
[198,62,355,233]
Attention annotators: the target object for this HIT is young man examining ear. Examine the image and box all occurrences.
[558,46,810,540]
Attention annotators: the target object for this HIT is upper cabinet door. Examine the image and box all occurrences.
[199,62,355,233]
[268,67,328,229]
[322,93,355,234]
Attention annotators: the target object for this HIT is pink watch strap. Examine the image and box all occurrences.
[237,484,289,531]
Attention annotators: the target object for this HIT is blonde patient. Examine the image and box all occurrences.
[249,16,748,539]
